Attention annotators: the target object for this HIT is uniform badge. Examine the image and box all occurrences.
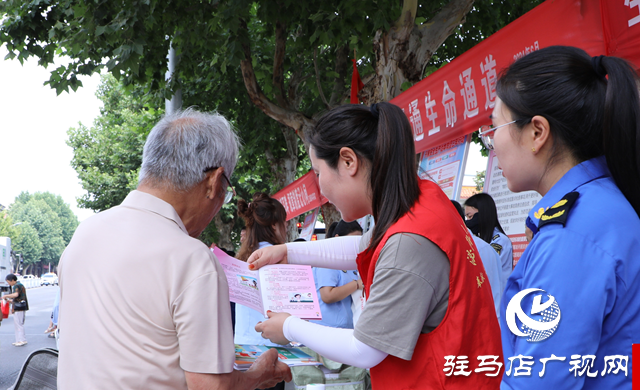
[538,191,579,229]
[490,243,503,255]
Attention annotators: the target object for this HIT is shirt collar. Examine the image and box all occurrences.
[121,190,188,235]
[528,156,609,232]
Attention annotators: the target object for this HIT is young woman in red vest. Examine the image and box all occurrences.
[252,102,503,389]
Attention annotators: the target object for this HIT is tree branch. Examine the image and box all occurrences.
[288,68,310,110]
[393,0,418,40]
[238,18,314,133]
[410,0,476,74]
[328,45,349,107]
[272,19,288,108]
[314,47,330,109]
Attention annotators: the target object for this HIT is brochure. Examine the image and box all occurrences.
[213,247,322,320]
[234,344,322,370]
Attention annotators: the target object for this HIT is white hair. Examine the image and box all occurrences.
[139,108,240,191]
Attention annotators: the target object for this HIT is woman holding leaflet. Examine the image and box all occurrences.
[482,46,640,389]
[252,102,502,389]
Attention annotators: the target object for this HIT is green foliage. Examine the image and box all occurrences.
[474,170,486,192]
[12,223,43,267]
[0,211,19,239]
[7,192,78,266]
[1,0,544,248]
[26,192,79,245]
[67,74,163,211]
[9,195,65,265]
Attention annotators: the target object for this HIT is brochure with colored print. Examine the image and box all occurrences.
[213,247,322,321]
[234,344,322,370]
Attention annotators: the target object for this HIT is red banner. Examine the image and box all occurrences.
[602,0,640,65]
[273,171,329,221]
[391,0,606,154]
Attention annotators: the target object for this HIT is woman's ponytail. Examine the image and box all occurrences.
[601,57,640,216]
[369,102,420,249]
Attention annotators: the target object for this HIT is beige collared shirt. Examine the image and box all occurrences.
[58,190,234,390]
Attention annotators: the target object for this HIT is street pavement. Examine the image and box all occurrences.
[0,286,58,389]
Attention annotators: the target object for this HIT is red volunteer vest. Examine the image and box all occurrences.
[356,180,503,389]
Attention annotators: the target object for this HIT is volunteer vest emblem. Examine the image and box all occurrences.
[506,288,561,342]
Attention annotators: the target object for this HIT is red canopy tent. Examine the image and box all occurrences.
[274,0,640,221]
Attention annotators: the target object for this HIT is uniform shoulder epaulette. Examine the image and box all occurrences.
[490,243,503,255]
[538,191,579,229]
[492,234,500,241]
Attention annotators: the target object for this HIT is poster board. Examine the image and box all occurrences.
[299,208,320,241]
[418,135,471,200]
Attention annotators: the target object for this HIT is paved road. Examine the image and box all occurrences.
[0,286,58,389]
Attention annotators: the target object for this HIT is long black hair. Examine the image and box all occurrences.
[464,193,505,244]
[309,103,420,250]
[497,46,640,216]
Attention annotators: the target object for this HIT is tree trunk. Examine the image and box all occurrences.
[237,0,475,239]
[321,203,342,234]
[361,0,476,103]
[213,214,235,251]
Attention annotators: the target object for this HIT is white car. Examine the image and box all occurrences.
[41,273,59,286]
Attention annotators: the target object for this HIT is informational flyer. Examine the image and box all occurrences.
[213,247,322,320]
[484,151,542,266]
[418,135,471,200]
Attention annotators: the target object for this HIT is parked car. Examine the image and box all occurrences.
[41,273,59,286]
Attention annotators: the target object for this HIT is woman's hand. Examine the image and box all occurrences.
[255,311,292,345]
[247,244,288,270]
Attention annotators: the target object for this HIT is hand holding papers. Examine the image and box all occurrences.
[247,244,288,270]
[214,247,322,320]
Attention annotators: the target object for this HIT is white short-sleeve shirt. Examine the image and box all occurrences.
[58,191,234,389]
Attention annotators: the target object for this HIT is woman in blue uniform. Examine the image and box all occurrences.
[464,192,513,287]
[480,46,640,389]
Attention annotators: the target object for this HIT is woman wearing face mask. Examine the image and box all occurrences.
[464,193,513,286]
[479,46,640,389]
[249,102,503,389]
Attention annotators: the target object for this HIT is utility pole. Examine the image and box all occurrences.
[165,42,182,115]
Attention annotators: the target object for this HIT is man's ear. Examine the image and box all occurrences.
[205,168,223,199]
[338,147,360,177]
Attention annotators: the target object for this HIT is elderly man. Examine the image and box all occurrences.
[58,109,290,389]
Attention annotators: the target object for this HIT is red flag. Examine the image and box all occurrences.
[350,59,364,104]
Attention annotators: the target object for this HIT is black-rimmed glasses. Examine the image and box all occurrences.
[203,166,236,204]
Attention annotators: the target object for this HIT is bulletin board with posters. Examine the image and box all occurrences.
[418,135,471,200]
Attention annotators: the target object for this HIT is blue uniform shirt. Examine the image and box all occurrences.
[500,156,640,389]
[490,227,513,287]
[311,268,359,328]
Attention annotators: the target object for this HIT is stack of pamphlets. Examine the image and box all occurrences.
[234,344,322,371]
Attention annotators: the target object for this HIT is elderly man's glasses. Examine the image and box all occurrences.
[478,120,517,150]
[203,167,236,204]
